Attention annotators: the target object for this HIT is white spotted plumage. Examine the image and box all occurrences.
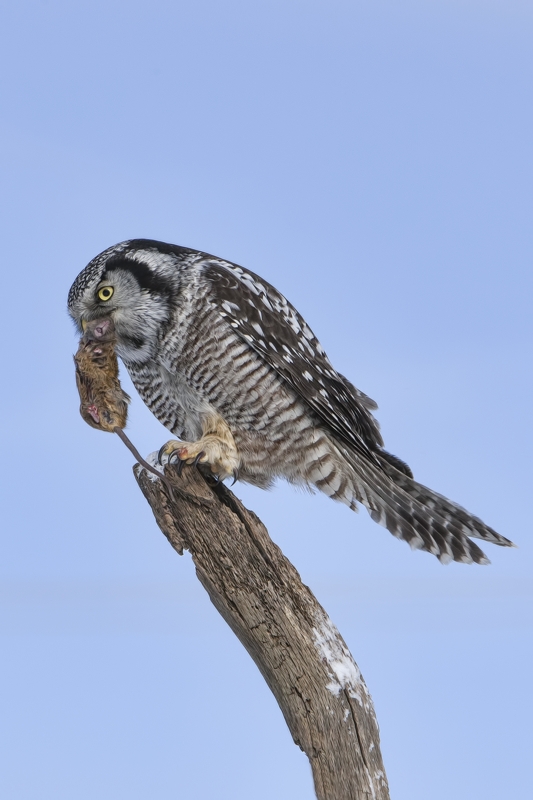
[68,239,515,565]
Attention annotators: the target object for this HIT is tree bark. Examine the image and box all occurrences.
[134,460,390,800]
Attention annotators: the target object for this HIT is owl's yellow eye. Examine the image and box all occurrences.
[97,286,114,302]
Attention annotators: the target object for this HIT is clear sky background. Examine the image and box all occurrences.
[0,1,531,798]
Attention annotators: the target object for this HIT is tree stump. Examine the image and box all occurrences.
[134,459,390,800]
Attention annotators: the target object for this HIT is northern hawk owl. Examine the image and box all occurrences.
[68,239,514,565]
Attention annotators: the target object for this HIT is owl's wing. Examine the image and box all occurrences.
[202,258,384,462]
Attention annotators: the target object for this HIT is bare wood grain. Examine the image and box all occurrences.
[134,462,390,800]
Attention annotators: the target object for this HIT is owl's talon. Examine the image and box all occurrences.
[193,451,206,468]
[231,468,239,486]
[156,427,239,483]
[167,451,185,474]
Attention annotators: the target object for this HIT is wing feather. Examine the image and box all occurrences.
[202,258,383,462]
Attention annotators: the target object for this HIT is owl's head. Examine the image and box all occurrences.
[68,239,195,363]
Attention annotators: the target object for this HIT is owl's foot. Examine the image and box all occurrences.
[158,436,240,483]
[158,412,241,482]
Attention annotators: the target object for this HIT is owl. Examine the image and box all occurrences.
[68,239,514,565]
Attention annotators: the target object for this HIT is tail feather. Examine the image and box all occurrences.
[329,443,514,565]
[375,452,514,548]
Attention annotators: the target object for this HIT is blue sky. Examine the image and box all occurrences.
[0,1,531,798]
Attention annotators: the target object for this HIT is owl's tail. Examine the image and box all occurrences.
[314,441,515,564]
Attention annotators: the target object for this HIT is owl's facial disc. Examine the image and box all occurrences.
[70,246,177,365]
[91,264,171,364]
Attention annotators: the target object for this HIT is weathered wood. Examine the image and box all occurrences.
[134,461,390,800]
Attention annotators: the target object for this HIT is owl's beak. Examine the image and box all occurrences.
[81,320,88,332]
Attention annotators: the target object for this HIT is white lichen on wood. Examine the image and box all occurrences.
[312,610,373,712]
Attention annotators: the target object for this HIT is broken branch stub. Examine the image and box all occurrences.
[134,462,390,800]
